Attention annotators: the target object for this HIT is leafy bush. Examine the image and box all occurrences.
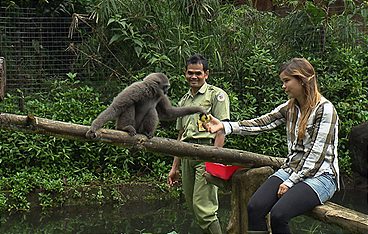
[0,79,169,211]
[0,0,367,211]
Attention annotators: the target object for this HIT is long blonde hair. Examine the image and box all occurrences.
[280,58,321,139]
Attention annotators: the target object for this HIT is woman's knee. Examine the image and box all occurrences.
[248,198,266,216]
[270,207,289,224]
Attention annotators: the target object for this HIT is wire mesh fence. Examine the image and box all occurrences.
[0,5,366,95]
[0,7,81,93]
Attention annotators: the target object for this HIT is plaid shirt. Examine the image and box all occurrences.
[223,96,339,189]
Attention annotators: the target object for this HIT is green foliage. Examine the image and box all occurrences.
[172,0,220,30]
[0,0,367,211]
[309,46,368,173]
[0,79,171,211]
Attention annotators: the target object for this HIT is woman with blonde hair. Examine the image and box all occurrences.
[205,58,339,234]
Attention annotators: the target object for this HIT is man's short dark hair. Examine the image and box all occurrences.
[186,54,209,71]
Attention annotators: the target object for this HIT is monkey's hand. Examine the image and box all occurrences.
[194,106,207,115]
[85,129,98,139]
[199,113,211,123]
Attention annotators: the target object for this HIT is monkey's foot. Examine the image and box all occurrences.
[121,126,137,136]
[127,131,137,136]
[143,132,154,139]
[86,129,98,139]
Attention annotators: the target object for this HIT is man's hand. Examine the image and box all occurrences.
[204,114,224,133]
[277,183,290,198]
[168,168,180,187]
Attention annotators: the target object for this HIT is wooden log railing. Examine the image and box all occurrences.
[0,113,367,233]
[0,113,285,168]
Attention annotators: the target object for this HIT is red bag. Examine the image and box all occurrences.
[205,162,242,180]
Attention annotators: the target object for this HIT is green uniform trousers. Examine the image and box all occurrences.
[181,158,219,230]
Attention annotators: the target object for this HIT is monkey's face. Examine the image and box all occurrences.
[160,74,170,95]
[162,83,170,95]
[185,63,208,93]
[157,74,170,95]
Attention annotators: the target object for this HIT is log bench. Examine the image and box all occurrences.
[226,167,368,234]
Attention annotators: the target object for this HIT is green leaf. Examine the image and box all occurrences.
[109,34,123,45]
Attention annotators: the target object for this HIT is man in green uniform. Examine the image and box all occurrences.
[168,54,230,234]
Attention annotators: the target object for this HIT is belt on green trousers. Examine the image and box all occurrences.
[184,138,213,145]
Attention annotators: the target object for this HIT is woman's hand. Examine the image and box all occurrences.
[204,114,224,133]
[277,183,289,198]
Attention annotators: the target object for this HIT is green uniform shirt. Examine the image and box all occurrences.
[176,82,230,141]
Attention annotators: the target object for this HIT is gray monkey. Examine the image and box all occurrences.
[86,73,206,139]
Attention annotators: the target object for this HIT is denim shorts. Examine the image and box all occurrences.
[272,168,337,204]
